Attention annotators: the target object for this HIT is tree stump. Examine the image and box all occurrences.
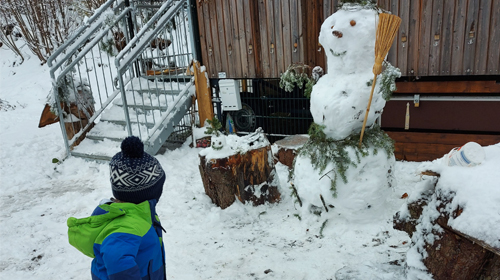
[199,143,281,209]
[273,135,309,169]
[394,174,500,280]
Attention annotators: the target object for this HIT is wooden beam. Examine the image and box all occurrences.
[193,61,214,126]
[395,80,500,94]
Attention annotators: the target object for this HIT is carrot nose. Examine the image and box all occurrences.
[332,30,343,38]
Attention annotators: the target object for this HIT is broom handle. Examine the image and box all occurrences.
[358,73,378,148]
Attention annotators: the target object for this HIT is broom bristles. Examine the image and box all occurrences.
[373,13,401,75]
[359,13,402,148]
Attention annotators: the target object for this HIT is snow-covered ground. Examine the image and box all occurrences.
[1,47,498,279]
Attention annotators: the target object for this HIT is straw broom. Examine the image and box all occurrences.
[358,13,401,148]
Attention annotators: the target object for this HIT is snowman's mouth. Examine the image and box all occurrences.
[329,49,347,57]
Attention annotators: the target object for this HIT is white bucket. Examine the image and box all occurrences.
[445,142,485,167]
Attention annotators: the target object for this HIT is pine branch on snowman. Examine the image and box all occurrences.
[291,2,401,221]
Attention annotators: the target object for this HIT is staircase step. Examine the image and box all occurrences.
[142,75,193,83]
[71,138,122,161]
[100,105,167,128]
[113,88,186,108]
[86,121,150,141]
[127,77,188,94]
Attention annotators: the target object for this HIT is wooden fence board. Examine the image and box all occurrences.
[291,0,300,63]
[266,0,278,77]
[429,0,444,75]
[221,0,236,77]
[208,2,221,78]
[236,0,249,77]
[462,0,480,75]
[250,0,262,78]
[201,2,216,78]
[243,0,257,78]
[215,0,229,76]
[418,0,433,76]
[407,0,420,76]
[274,0,285,74]
[440,0,455,76]
[298,0,304,64]
[487,0,500,75]
[474,0,491,75]
[398,1,410,76]
[451,0,467,76]
[386,0,400,67]
[282,0,292,69]
[258,0,271,78]
[196,2,209,71]
[315,1,325,69]
[209,1,223,78]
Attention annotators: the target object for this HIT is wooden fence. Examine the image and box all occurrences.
[195,0,500,79]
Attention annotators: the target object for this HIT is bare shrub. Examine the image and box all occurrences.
[0,0,83,64]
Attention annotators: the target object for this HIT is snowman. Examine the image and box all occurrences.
[293,3,398,221]
[311,5,385,140]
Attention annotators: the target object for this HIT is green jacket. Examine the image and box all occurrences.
[67,200,165,280]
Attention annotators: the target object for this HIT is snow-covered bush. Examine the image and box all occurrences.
[0,0,85,63]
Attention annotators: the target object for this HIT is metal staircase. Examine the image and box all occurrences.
[47,0,198,161]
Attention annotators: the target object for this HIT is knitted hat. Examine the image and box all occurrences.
[109,136,165,204]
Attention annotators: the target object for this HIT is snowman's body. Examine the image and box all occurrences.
[310,8,384,140]
[293,6,396,220]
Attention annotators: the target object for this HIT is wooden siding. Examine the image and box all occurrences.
[196,0,339,78]
[196,0,500,79]
[385,131,500,161]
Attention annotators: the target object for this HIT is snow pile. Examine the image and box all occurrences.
[416,143,500,248]
[396,143,500,278]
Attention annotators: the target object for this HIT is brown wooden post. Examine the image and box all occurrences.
[193,61,214,126]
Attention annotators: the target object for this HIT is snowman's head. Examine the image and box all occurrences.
[319,7,378,74]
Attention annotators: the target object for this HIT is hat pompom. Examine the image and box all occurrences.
[121,136,144,158]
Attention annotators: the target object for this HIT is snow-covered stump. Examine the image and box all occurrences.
[394,174,500,280]
[198,130,281,209]
[273,135,309,169]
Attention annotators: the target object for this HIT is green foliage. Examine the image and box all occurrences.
[279,63,315,98]
[304,79,315,99]
[204,117,222,137]
[100,38,116,57]
[293,124,394,197]
[293,214,302,221]
[379,62,401,101]
[52,158,60,164]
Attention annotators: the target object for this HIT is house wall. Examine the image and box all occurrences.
[196,0,500,79]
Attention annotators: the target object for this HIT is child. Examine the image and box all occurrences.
[67,136,166,280]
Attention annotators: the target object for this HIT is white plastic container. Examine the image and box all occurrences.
[445,142,485,167]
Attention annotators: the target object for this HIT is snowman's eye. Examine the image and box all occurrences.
[350,20,356,26]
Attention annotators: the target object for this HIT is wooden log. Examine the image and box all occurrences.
[199,144,280,209]
[273,134,309,169]
[394,180,500,279]
[193,61,214,127]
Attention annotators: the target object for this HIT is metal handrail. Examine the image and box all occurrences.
[115,0,180,73]
[47,0,124,68]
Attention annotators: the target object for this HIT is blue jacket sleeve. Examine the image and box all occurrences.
[100,232,142,280]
